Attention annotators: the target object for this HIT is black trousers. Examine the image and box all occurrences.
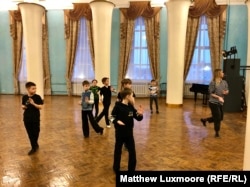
[150,96,159,111]
[113,131,136,172]
[24,121,40,149]
[207,102,224,132]
[96,103,110,125]
[92,98,99,118]
[82,110,103,137]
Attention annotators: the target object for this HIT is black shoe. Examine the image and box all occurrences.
[99,128,104,135]
[28,149,36,155]
[215,132,220,138]
[151,110,153,114]
[200,118,206,126]
[156,111,159,114]
[113,168,119,174]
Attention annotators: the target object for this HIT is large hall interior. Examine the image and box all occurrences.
[0,0,250,186]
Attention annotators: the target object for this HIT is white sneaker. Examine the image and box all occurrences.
[106,125,111,128]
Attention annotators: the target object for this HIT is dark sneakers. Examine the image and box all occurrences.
[215,132,220,138]
[28,144,39,155]
[200,118,206,126]
[99,128,104,135]
[28,149,36,155]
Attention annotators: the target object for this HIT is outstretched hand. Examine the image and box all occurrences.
[137,105,144,115]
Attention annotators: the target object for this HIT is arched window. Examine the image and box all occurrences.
[186,15,212,84]
[18,40,27,94]
[72,17,94,82]
[19,40,27,82]
[125,17,152,82]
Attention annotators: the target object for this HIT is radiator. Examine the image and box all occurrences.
[72,83,83,96]
[131,83,149,97]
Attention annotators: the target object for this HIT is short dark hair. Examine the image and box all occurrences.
[25,81,36,88]
[121,78,132,86]
[92,79,98,83]
[120,88,133,99]
[151,79,156,82]
[82,80,90,86]
[102,77,109,84]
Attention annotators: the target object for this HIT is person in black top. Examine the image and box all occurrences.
[111,88,144,173]
[89,79,101,118]
[21,82,43,155]
[117,78,136,151]
[117,78,136,102]
[95,77,116,128]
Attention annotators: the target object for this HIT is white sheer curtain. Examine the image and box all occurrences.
[185,15,212,84]
[19,40,27,82]
[125,17,152,82]
[18,40,27,94]
[72,17,94,83]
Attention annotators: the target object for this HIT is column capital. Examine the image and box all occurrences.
[18,2,45,10]
[90,0,115,6]
[165,0,192,9]
[246,0,250,6]
[166,0,192,3]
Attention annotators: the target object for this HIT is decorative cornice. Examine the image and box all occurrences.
[215,0,246,5]
[0,0,247,11]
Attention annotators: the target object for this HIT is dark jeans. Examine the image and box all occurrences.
[92,98,99,118]
[150,96,159,111]
[96,103,110,125]
[207,102,224,132]
[82,110,103,137]
[24,121,40,149]
[113,131,136,172]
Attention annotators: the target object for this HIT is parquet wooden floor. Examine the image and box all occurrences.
[0,95,246,187]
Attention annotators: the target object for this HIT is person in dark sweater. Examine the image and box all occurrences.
[89,79,101,118]
[80,80,103,138]
[117,78,136,102]
[95,77,116,128]
[117,78,136,151]
[111,88,144,173]
[21,82,43,155]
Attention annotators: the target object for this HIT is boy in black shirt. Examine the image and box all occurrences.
[117,78,136,102]
[21,82,43,155]
[96,77,116,128]
[117,78,136,151]
[89,79,101,118]
[111,88,144,172]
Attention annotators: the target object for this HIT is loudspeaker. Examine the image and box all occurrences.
[223,76,243,112]
[223,59,242,112]
[223,58,240,78]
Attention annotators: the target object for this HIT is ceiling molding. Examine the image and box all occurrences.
[0,0,247,11]
[215,0,246,5]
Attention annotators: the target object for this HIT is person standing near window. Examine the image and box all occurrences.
[149,79,159,114]
[200,69,229,138]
